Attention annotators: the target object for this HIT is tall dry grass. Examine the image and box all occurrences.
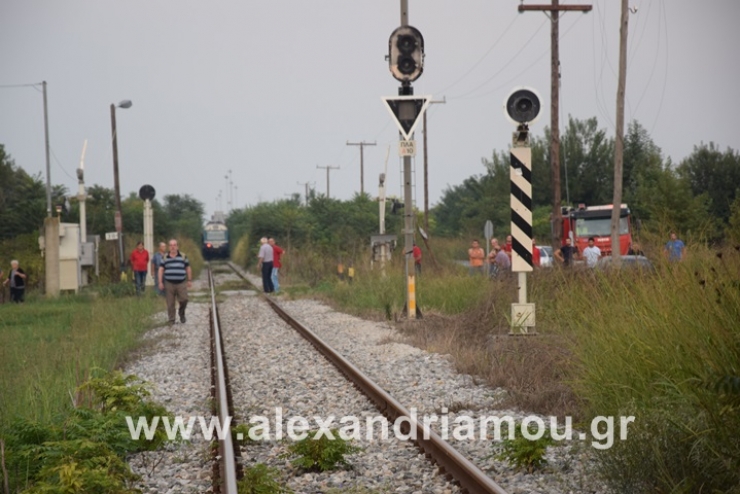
[318,238,740,492]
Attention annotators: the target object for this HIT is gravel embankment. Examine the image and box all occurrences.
[220,286,461,493]
[240,267,608,494]
[126,275,215,494]
[124,265,608,493]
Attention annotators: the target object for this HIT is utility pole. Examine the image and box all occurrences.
[422,97,446,231]
[346,141,376,196]
[611,0,629,261]
[518,1,592,248]
[42,81,52,217]
[224,170,233,211]
[297,181,314,205]
[316,165,339,199]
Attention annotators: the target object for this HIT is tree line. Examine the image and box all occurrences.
[433,118,740,244]
[0,144,206,244]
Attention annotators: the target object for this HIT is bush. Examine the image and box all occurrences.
[493,422,553,472]
[285,429,361,472]
[3,370,173,493]
[237,464,293,494]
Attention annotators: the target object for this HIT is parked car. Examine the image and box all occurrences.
[539,246,554,268]
[595,255,654,271]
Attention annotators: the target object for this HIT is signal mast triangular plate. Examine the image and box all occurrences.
[382,95,432,141]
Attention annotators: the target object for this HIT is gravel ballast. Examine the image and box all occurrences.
[124,267,608,493]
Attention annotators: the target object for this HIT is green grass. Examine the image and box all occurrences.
[314,263,489,318]
[535,248,740,493]
[0,292,159,428]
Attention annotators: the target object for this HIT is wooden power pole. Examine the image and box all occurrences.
[316,165,339,199]
[518,1,592,248]
[611,0,629,259]
[346,141,376,196]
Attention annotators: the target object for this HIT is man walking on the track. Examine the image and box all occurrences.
[268,237,284,293]
[158,239,192,326]
[257,237,274,293]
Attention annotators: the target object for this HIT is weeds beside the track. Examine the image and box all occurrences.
[312,243,740,492]
[0,293,159,429]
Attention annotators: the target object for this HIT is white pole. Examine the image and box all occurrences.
[144,199,154,286]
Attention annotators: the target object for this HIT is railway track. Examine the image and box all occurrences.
[207,262,510,494]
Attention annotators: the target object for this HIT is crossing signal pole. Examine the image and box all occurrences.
[518,1,592,249]
[505,87,542,335]
[346,141,376,196]
[386,0,426,320]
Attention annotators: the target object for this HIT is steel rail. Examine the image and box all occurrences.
[227,262,509,494]
[208,267,239,494]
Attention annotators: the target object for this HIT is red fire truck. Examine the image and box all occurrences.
[561,203,633,256]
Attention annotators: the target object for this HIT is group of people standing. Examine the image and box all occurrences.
[257,237,284,293]
[468,235,513,277]
[467,232,657,275]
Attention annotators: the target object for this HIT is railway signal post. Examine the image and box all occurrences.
[505,88,541,335]
[384,2,428,319]
[140,185,156,286]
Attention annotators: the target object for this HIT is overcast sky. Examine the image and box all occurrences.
[1,0,738,221]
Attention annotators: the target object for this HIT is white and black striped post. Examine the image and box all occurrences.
[504,87,541,335]
[510,144,536,334]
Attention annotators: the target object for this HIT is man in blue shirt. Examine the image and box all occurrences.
[158,239,192,325]
[664,232,685,262]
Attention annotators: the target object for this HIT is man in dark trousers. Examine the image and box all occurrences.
[4,260,27,302]
[257,237,274,293]
[158,239,192,325]
[412,243,422,275]
[130,241,150,296]
[555,237,579,267]
[268,237,284,293]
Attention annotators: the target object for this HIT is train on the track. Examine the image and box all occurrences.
[202,212,229,260]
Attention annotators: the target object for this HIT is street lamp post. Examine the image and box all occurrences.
[110,100,132,279]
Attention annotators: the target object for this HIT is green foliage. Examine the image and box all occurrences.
[237,464,293,494]
[0,145,59,240]
[4,370,173,493]
[231,234,251,268]
[232,423,256,446]
[285,429,361,472]
[725,195,740,245]
[539,248,740,492]
[678,142,740,225]
[493,423,553,473]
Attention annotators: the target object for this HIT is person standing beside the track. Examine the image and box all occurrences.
[150,242,167,296]
[158,239,192,325]
[129,241,150,296]
[468,239,485,276]
[412,242,422,276]
[268,237,284,293]
[3,260,26,303]
[257,237,274,293]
